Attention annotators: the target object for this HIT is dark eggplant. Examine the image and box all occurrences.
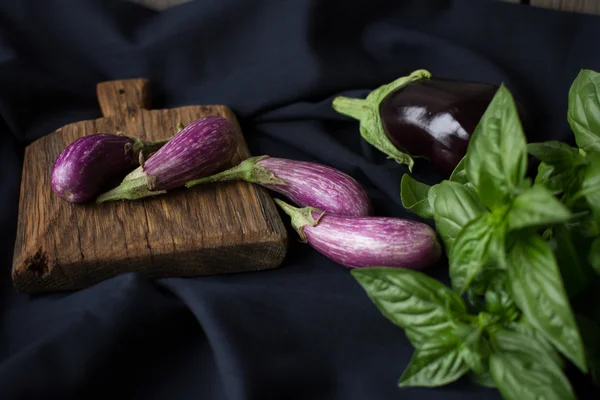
[332,69,504,176]
[96,116,238,203]
[51,133,168,203]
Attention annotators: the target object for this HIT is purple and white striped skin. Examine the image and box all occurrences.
[259,157,372,216]
[96,116,238,203]
[275,199,441,270]
[51,134,137,203]
[144,116,237,190]
[186,156,373,216]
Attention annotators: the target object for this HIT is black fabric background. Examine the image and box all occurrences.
[1,0,599,398]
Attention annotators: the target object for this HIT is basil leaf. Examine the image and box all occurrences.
[581,158,600,222]
[350,267,467,347]
[534,162,566,194]
[400,174,433,219]
[567,69,600,154]
[589,237,600,275]
[429,181,485,253]
[449,213,504,293]
[398,334,469,388]
[484,274,520,323]
[455,323,489,375]
[506,185,571,231]
[507,233,587,372]
[527,141,583,170]
[467,265,505,299]
[489,328,575,400]
[553,225,597,296]
[449,156,468,184]
[508,318,564,369]
[465,84,527,209]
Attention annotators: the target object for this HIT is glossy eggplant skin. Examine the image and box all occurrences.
[185,156,373,216]
[259,157,372,216]
[96,116,238,203]
[379,78,498,177]
[143,116,238,191]
[51,134,137,203]
[274,199,441,270]
[303,212,441,270]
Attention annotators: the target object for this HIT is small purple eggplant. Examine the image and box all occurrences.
[185,156,373,216]
[275,199,441,270]
[51,133,168,203]
[96,116,238,203]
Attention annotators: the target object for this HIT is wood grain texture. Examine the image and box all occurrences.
[530,0,600,14]
[12,78,288,294]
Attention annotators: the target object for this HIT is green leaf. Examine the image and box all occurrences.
[534,162,566,194]
[589,237,600,275]
[465,84,527,210]
[508,317,564,369]
[507,233,587,372]
[484,274,520,323]
[506,185,571,231]
[489,328,575,400]
[581,158,600,222]
[527,141,583,170]
[350,267,467,347]
[398,335,469,388]
[456,324,488,375]
[449,156,468,184]
[449,213,504,294]
[568,69,600,154]
[428,181,485,254]
[400,174,433,219]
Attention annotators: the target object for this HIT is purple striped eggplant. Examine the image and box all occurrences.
[96,116,238,203]
[185,156,373,216]
[51,133,168,203]
[275,199,441,270]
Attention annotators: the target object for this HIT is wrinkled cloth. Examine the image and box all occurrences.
[1,0,599,398]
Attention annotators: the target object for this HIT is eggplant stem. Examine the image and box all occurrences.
[274,199,324,242]
[332,97,369,121]
[185,155,285,188]
[133,137,171,156]
[366,69,431,104]
[332,69,432,171]
[96,168,166,203]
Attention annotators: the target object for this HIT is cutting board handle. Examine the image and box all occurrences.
[96,78,151,118]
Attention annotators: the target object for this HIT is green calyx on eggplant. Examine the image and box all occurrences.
[332,69,515,177]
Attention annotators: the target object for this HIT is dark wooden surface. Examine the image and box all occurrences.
[12,78,288,294]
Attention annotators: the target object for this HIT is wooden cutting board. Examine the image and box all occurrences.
[11,78,288,294]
